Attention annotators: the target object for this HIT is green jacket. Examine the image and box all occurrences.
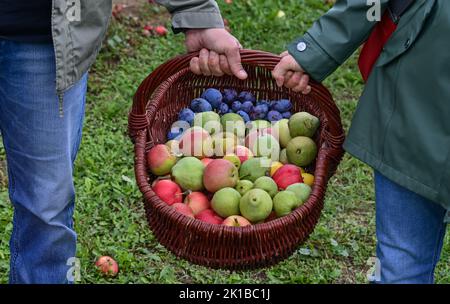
[288,0,450,218]
[51,0,223,95]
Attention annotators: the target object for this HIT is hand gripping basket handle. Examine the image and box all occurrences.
[128,49,343,140]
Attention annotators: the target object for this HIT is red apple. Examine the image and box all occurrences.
[203,159,239,193]
[155,25,168,36]
[195,209,223,225]
[172,203,195,218]
[95,256,119,277]
[222,215,251,227]
[184,192,210,215]
[179,127,211,158]
[147,144,177,176]
[245,128,276,149]
[153,180,182,205]
[272,164,303,190]
[235,145,253,164]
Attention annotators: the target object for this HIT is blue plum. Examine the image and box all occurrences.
[282,111,292,119]
[238,91,256,103]
[223,89,238,105]
[218,103,230,115]
[272,99,292,113]
[237,110,250,123]
[201,88,223,109]
[231,101,242,112]
[267,110,283,122]
[190,98,212,113]
[178,108,195,125]
[241,101,254,113]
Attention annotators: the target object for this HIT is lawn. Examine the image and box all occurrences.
[1,0,449,284]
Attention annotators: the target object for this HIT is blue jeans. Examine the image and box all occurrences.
[375,171,447,284]
[0,39,87,283]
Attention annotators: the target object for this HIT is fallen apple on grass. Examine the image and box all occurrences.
[95,256,119,277]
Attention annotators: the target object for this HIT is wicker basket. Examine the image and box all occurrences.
[128,50,345,270]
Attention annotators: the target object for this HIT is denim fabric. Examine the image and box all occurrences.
[0,39,87,283]
[375,171,447,284]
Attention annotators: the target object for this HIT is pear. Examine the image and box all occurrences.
[254,176,278,198]
[288,112,320,138]
[273,191,299,217]
[239,157,270,182]
[240,189,273,222]
[286,136,317,167]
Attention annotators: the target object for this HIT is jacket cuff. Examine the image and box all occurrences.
[287,32,340,83]
[172,11,224,33]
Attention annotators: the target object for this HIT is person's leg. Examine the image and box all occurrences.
[374,170,447,284]
[0,39,87,283]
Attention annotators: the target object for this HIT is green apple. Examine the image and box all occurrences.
[236,180,254,196]
[246,120,271,134]
[239,157,271,182]
[193,111,222,135]
[279,148,288,164]
[274,119,292,148]
[288,112,320,138]
[253,176,278,198]
[286,136,317,167]
[273,191,299,217]
[211,187,241,218]
[221,113,246,139]
[240,189,273,222]
[171,157,204,191]
[286,183,312,204]
[223,153,241,170]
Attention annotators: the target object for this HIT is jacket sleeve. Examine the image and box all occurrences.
[156,0,224,31]
[287,0,390,82]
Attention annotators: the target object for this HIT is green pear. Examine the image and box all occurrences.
[279,148,289,164]
[251,134,280,161]
[288,112,320,138]
[286,183,312,204]
[273,191,299,217]
[212,187,241,218]
[220,113,246,139]
[253,176,278,198]
[274,119,292,148]
[239,157,270,182]
[240,189,273,222]
[236,180,254,196]
[171,157,204,191]
[193,111,222,135]
[286,136,317,167]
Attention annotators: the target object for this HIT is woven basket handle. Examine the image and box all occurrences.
[129,49,342,140]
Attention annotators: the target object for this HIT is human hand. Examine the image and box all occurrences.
[185,28,248,80]
[272,51,311,94]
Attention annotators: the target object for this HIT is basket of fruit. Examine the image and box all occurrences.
[128,50,345,269]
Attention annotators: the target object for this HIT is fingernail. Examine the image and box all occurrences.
[239,70,248,78]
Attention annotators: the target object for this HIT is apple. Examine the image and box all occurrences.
[205,132,239,157]
[155,25,168,36]
[171,157,205,191]
[235,145,253,164]
[171,203,195,218]
[270,161,283,176]
[220,113,246,139]
[301,173,315,187]
[239,189,273,222]
[195,209,223,225]
[146,144,177,176]
[165,139,181,156]
[184,192,210,215]
[279,148,289,164]
[251,134,280,161]
[211,187,241,218]
[203,159,239,193]
[246,120,271,134]
[273,191,299,217]
[272,164,303,190]
[179,127,211,158]
[152,180,182,205]
[286,136,318,167]
[222,215,251,227]
[244,127,274,149]
[193,111,222,135]
[264,211,278,223]
[95,256,119,277]
[223,153,241,170]
[253,176,278,198]
[235,180,253,196]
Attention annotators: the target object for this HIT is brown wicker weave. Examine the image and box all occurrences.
[128,50,345,270]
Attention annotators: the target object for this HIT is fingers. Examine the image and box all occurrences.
[208,51,224,76]
[272,57,291,87]
[190,57,201,75]
[292,74,311,94]
[224,43,248,80]
[219,55,232,76]
[198,48,212,76]
[284,72,302,89]
[280,51,289,57]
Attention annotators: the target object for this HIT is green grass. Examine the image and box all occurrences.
[1,0,450,284]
